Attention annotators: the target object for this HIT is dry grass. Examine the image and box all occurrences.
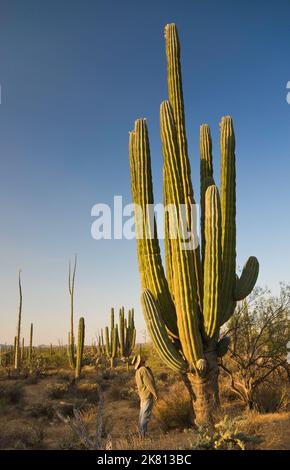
[153,382,192,431]
[0,362,289,450]
[240,411,290,450]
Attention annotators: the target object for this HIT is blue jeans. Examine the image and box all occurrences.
[139,396,153,437]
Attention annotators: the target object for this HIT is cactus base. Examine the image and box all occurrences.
[188,349,220,425]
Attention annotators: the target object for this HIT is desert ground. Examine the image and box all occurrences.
[0,345,289,451]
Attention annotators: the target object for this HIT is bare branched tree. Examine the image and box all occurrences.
[220,285,290,409]
[55,384,108,450]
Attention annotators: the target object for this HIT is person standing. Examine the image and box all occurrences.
[132,355,158,438]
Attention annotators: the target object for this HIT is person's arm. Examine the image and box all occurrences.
[141,368,158,399]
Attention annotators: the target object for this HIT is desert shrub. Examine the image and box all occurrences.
[102,370,117,381]
[253,385,290,413]
[154,383,192,431]
[59,429,85,450]
[221,286,290,409]
[113,371,133,385]
[76,382,99,403]
[119,386,137,401]
[0,383,24,404]
[23,375,39,385]
[189,415,262,450]
[24,424,46,447]
[25,401,55,419]
[46,382,70,399]
[57,370,73,382]
[107,383,122,401]
[0,424,46,449]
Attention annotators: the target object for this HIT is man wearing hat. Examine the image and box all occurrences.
[132,354,158,438]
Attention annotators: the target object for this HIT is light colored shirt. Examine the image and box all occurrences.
[135,366,158,400]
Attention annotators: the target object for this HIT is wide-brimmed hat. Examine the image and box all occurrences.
[131,354,141,370]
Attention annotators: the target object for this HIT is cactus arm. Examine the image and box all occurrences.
[235,256,259,301]
[132,328,136,351]
[160,101,203,365]
[119,308,125,357]
[220,299,237,326]
[110,308,114,332]
[164,23,191,206]
[28,323,33,368]
[21,337,25,363]
[111,327,118,359]
[203,185,222,339]
[163,164,174,300]
[129,119,178,339]
[200,124,214,266]
[105,326,110,357]
[164,23,202,310]
[220,116,236,320]
[141,289,188,373]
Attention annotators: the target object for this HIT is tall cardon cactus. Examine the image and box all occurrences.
[129,24,259,424]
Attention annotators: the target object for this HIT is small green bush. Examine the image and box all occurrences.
[46,382,70,399]
[190,415,262,450]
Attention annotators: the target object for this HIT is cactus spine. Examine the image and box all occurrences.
[129,23,259,424]
[75,317,85,379]
[14,270,22,370]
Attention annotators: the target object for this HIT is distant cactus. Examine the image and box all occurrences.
[28,323,33,369]
[105,309,119,368]
[118,307,136,365]
[129,23,259,424]
[68,255,77,369]
[75,317,85,379]
[14,270,23,370]
[97,329,106,357]
[21,337,25,363]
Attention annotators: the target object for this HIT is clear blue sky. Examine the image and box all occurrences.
[0,0,289,345]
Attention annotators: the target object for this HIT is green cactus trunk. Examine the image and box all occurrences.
[28,323,33,370]
[21,338,25,363]
[117,307,136,362]
[75,317,85,379]
[105,312,119,368]
[129,23,259,425]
